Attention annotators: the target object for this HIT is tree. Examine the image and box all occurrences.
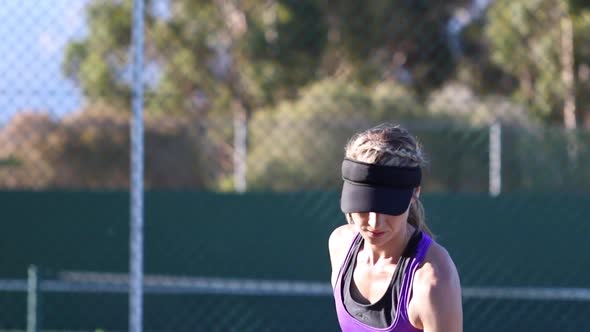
[0,112,58,189]
[64,0,327,116]
[64,0,331,190]
[64,0,474,114]
[246,78,421,190]
[0,108,217,189]
[62,0,478,190]
[319,0,470,93]
[63,1,134,108]
[485,0,590,125]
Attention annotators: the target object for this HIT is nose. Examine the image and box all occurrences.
[367,212,379,228]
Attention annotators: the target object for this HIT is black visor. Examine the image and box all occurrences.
[340,158,421,216]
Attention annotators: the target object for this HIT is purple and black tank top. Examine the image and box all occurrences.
[333,230,433,332]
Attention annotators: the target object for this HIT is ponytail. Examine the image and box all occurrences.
[407,199,434,238]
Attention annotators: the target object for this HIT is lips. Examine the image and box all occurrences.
[367,230,385,237]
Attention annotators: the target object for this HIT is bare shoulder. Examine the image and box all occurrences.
[328,224,356,262]
[409,242,463,331]
[328,224,357,287]
[415,242,460,287]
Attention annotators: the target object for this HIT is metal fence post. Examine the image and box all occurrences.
[489,122,502,197]
[27,265,41,332]
[233,107,248,193]
[130,0,145,332]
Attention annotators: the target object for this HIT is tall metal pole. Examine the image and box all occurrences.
[233,105,247,193]
[26,265,40,332]
[489,122,501,197]
[130,0,145,331]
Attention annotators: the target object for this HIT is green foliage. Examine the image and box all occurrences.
[59,0,590,124]
[486,0,562,119]
[65,0,328,116]
[64,0,474,117]
[246,79,545,192]
[322,0,469,92]
[63,0,133,108]
[246,78,422,190]
[43,0,590,191]
[573,11,590,119]
[426,82,536,126]
[455,22,520,96]
[485,0,590,123]
[239,0,327,101]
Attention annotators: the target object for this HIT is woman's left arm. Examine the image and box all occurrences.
[413,247,463,332]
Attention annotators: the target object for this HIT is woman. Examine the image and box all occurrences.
[329,124,462,332]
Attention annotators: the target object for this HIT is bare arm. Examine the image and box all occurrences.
[411,246,463,332]
[328,224,356,288]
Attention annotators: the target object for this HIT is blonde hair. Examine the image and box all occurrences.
[344,123,434,238]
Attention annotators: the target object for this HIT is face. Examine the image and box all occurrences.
[347,187,419,246]
[349,208,410,246]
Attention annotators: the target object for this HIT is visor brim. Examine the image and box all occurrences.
[340,181,414,216]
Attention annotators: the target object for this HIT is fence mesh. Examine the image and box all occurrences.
[2,0,590,331]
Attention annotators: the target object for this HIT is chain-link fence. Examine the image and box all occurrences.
[2,0,590,331]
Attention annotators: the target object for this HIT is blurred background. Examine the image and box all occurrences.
[1,0,590,331]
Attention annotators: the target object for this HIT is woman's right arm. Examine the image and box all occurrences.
[328,224,356,288]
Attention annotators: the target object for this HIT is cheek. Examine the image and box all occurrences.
[354,219,367,229]
[385,216,406,228]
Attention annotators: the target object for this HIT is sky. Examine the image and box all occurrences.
[0,0,88,123]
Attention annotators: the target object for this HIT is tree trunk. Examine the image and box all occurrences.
[232,100,249,193]
[560,9,576,129]
[559,4,578,166]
